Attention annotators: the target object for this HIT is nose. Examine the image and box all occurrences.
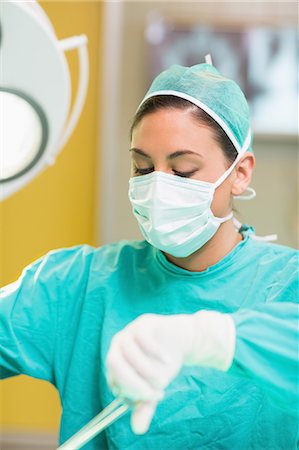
[151,163,173,175]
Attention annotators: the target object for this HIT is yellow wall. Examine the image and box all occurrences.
[0,1,103,432]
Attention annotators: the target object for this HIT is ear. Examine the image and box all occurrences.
[231,152,255,196]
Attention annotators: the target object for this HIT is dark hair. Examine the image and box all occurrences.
[130,95,238,166]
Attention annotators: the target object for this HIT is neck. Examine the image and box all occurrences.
[164,220,243,272]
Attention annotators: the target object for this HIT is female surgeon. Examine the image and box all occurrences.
[0,59,298,450]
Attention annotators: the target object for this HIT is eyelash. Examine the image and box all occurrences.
[134,167,196,178]
[134,167,154,176]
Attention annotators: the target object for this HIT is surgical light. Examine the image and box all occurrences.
[0,88,48,181]
[0,0,89,200]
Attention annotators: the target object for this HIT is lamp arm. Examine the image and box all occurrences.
[56,34,89,153]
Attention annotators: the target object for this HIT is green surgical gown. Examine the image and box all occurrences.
[0,225,298,449]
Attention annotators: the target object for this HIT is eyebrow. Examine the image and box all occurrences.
[129,147,203,160]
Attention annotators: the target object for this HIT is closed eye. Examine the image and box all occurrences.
[133,167,198,178]
[133,167,154,176]
[173,169,197,178]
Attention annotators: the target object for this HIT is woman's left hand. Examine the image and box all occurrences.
[106,311,236,434]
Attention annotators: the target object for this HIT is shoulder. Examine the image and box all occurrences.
[248,238,298,266]
[24,244,97,281]
[247,239,298,303]
[239,225,297,266]
[39,240,151,277]
[91,239,152,270]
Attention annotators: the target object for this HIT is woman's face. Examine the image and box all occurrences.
[130,108,236,218]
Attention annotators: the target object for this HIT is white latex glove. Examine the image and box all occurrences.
[106,311,236,435]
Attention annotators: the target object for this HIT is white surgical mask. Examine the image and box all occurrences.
[128,153,255,257]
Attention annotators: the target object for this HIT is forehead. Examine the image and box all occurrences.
[131,108,222,159]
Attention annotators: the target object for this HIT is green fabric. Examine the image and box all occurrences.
[0,226,298,449]
[141,63,252,153]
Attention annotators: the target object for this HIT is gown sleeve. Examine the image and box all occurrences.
[0,250,61,383]
[228,254,299,418]
[0,245,94,384]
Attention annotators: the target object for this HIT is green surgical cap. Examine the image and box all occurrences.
[138,63,252,154]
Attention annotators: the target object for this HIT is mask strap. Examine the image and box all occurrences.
[250,234,278,242]
[233,217,278,242]
[233,186,256,201]
[214,129,252,189]
[214,211,234,224]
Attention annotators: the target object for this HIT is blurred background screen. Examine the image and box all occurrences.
[147,21,298,135]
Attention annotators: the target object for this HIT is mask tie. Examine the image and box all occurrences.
[233,186,256,201]
[233,218,278,242]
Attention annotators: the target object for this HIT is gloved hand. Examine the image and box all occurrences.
[106,311,236,435]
